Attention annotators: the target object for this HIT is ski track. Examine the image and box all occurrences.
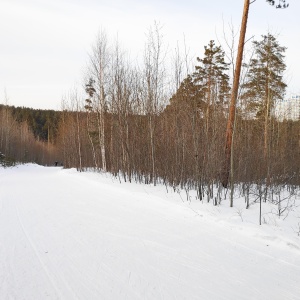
[1,165,300,300]
[14,201,65,300]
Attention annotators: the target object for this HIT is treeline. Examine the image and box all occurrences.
[1,28,299,203]
[0,105,60,165]
[5,105,61,142]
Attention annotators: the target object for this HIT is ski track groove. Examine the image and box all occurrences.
[78,234,143,299]
[14,199,72,300]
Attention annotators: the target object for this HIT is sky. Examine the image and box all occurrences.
[1,0,299,110]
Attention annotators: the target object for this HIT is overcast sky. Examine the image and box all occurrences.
[1,0,299,110]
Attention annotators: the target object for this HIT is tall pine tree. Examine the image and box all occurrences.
[242,33,287,179]
[241,33,287,119]
[193,40,230,109]
[169,40,230,114]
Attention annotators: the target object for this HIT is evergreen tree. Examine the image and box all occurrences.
[241,33,287,119]
[168,74,205,113]
[242,33,287,183]
[170,40,230,113]
[193,40,230,108]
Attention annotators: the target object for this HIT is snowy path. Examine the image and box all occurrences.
[1,165,300,300]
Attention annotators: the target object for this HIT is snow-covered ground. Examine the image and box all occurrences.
[1,164,300,300]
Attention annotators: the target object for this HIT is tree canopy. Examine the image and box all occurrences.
[241,33,287,119]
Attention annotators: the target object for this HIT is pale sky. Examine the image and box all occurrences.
[1,0,299,110]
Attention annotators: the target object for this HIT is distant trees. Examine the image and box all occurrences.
[57,92,86,170]
[0,103,59,165]
[9,106,61,143]
[0,100,16,159]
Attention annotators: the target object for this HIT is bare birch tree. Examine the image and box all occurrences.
[88,31,110,172]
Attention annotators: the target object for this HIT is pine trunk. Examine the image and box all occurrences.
[222,0,250,189]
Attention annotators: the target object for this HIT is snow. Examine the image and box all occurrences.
[1,164,300,300]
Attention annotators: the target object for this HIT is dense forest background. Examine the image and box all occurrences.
[0,104,61,165]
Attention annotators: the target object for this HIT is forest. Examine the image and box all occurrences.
[1,27,299,209]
